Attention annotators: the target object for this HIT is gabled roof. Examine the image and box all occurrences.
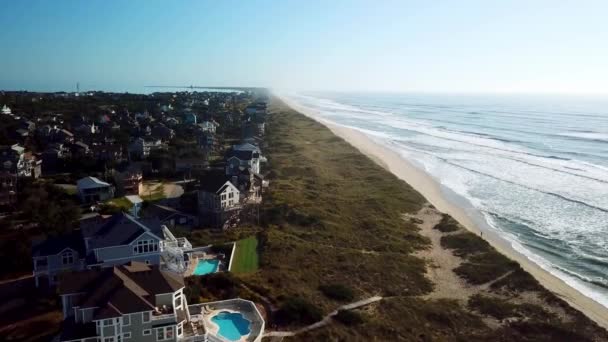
[58,262,184,317]
[77,176,111,189]
[226,149,255,161]
[144,204,194,222]
[32,230,86,257]
[82,212,164,250]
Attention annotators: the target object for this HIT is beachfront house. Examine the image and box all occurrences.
[197,175,241,229]
[57,262,187,342]
[56,261,266,341]
[76,176,115,203]
[32,212,195,287]
[225,150,261,176]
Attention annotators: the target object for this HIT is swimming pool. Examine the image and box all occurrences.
[193,259,219,275]
[211,311,251,341]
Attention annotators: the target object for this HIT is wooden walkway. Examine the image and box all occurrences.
[264,296,383,338]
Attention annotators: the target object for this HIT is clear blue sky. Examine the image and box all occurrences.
[1,0,607,94]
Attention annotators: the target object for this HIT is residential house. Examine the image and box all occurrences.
[1,104,11,115]
[32,212,173,287]
[225,150,261,176]
[114,167,143,196]
[32,230,87,287]
[198,120,218,134]
[77,176,115,203]
[197,175,240,229]
[143,204,199,231]
[129,138,164,159]
[0,144,41,178]
[57,262,188,342]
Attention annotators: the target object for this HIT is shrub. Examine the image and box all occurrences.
[433,214,461,233]
[318,284,355,301]
[333,310,364,326]
[276,297,323,325]
[440,232,491,257]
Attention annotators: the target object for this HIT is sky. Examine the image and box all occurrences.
[1,0,608,94]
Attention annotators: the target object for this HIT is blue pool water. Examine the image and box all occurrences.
[193,259,219,275]
[211,311,251,341]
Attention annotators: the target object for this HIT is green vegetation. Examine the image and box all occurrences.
[243,99,608,341]
[468,294,552,321]
[333,309,364,326]
[318,284,355,302]
[106,197,133,212]
[276,297,323,325]
[433,213,461,232]
[231,236,259,274]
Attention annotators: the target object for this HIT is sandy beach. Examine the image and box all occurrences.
[281,97,608,330]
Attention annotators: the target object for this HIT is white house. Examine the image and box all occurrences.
[1,105,11,115]
[77,176,115,203]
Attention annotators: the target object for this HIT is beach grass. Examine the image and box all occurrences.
[230,236,259,274]
[243,98,608,340]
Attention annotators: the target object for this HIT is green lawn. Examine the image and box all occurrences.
[106,197,133,211]
[230,236,259,274]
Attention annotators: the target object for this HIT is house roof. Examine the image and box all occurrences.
[144,204,192,222]
[82,212,164,250]
[58,262,184,317]
[77,176,111,190]
[199,174,234,193]
[31,230,86,257]
[226,149,255,161]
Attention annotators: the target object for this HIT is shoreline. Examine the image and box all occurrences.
[278,96,608,330]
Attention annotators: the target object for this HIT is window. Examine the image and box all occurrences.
[143,329,151,336]
[104,338,114,342]
[175,296,182,308]
[62,251,74,265]
[177,323,183,336]
[156,326,174,341]
[122,314,130,326]
[142,311,150,323]
[221,193,226,200]
[134,240,158,254]
[103,318,114,326]
[228,200,233,206]
[123,332,131,339]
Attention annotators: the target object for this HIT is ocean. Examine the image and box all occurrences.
[280,91,608,308]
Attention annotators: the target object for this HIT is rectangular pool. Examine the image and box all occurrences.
[193,259,220,275]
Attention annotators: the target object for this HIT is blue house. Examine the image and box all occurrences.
[32,212,193,287]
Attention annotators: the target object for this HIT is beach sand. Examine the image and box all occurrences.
[282,98,608,330]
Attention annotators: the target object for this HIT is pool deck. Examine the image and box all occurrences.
[188,299,265,342]
[184,252,223,276]
[203,308,251,342]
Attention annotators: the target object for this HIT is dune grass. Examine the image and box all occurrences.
[242,98,608,341]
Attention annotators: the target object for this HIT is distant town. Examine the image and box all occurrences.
[0,89,269,341]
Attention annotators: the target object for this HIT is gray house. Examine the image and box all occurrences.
[57,262,267,342]
[32,213,170,287]
[58,262,187,342]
